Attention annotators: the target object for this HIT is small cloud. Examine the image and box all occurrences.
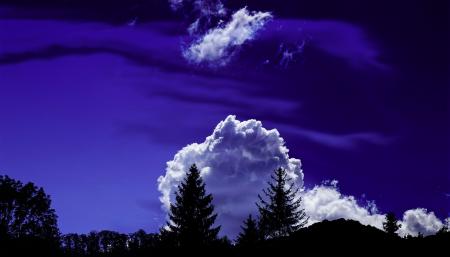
[169,0,227,36]
[302,183,385,229]
[398,208,444,237]
[168,0,185,10]
[168,1,271,66]
[278,41,306,68]
[303,185,448,237]
[183,7,272,66]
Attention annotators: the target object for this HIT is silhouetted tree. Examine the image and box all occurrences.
[0,175,59,240]
[257,168,308,239]
[97,230,128,254]
[162,164,220,248]
[236,214,260,247]
[0,175,60,256]
[437,222,449,235]
[85,231,101,256]
[62,233,87,256]
[128,229,159,254]
[383,212,401,235]
[128,229,146,250]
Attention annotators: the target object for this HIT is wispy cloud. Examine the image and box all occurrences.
[278,125,393,150]
[168,1,272,66]
[184,7,272,66]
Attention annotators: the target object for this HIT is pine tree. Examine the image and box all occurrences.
[236,215,259,247]
[383,212,401,235]
[257,168,308,239]
[437,220,449,235]
[164,164,220,248]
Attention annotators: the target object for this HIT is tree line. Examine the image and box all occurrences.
[1,165,448,256]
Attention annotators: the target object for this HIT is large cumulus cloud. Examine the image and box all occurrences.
[157,115,302,237]
[158,115,447,238]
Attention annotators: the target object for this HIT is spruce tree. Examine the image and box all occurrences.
[164,164,220,248]
[257,168,308,239]
[383,212,401,235]
[236,215,259,247]
[437,219,449,235]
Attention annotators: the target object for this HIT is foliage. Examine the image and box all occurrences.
[236,214,260,247]
[256,168,308,238]
[163,164,220,248]
[0,175,59,240]
[383,212,401,235]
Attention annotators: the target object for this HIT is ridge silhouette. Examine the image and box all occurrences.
[1,170,448,257]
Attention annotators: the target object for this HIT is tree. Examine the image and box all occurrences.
[383,212,401,235]
[436,222,449,235]
[85,231,100,256]
[97,230,128,254]
[236,214,260,247]
[62,233,87,256]
[128,229,147,250]
[163,164,220,248]
[257,168,308,239]
[0,175,59,240]
[129,229,159,253]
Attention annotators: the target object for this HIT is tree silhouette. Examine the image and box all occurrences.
[62,233,87,256]
[85,231,100,256]
[128,229,147,251]
[236,214,260,247]
[383,212,401,235]
[128,229,159,254]
[437,221,449,235]
[0,175,59,240]
[97,230,128,254]
[163,164,220,248]
[257,168,308,239]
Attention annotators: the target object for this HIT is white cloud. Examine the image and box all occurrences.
[302,182,385,229]
[157,115,446,238]
[398,208,444,237]
[184,7,272,66]
[169,0,225,16]
[157,115,302,237]
[303,186,447,237]
[169,0,227,35]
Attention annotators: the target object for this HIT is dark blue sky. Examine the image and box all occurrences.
[0,0,448,234]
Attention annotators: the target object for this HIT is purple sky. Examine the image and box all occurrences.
[0,0,448,234]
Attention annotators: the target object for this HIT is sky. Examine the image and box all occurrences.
[0,0,449,236]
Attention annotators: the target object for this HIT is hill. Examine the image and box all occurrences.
[247,218,449,256]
